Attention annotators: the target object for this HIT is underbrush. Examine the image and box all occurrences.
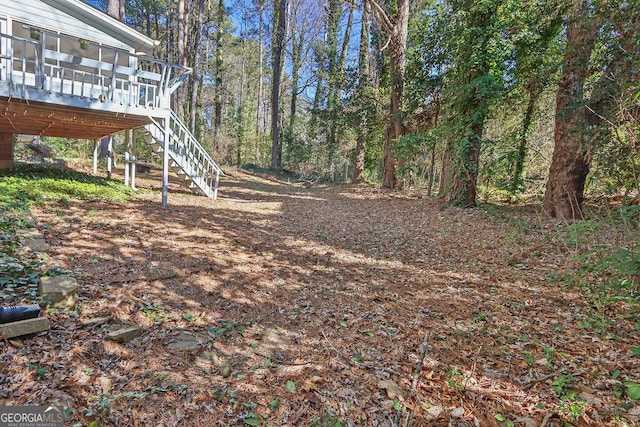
[0,163,135,212]
[555,207,640,336]
[0,163,133,304]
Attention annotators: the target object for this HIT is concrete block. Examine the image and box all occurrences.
[0,317,49,339]
[105,326,142,343]
[39,276,78,310]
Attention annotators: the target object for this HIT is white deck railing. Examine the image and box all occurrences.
[0,31,190,112]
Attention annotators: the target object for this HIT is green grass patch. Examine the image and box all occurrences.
[0,164,135,211]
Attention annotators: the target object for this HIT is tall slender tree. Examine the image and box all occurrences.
[364,0,409,188]
[213,0,226,136]
[271,0,288,169]
[352,0,371,183]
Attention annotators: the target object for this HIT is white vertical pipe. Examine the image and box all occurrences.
[124,152,129,186]
[162,119,170,207]
[93,139,98,175]
[129,129,136,190]
[106,135,113,179]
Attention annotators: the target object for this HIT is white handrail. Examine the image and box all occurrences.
[143,113,223,199]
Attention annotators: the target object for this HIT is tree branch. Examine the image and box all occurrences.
[364,0,393,33]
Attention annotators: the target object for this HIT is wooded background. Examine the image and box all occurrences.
[83,0,639,219]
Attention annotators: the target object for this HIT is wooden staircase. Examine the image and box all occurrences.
[137,111,223,199]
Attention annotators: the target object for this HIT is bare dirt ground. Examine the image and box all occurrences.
[1,167,639,426]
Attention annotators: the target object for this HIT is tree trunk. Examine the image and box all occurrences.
[106,0,119,19]
[174,0,187,118]
[214,0,225,136]
[368,0,408,188]
[118,0,126,22]
[449,120,483,206]
[427,101,440,197]
[189,0,206,137]
[510,85,538,195]
[543,2,599,220]
[326,0,342,167]
[254,1,265,135]
[144,2,151,37]
[286,0,307,166]
[443,1,495,207]
[353,0,371,183]
[271,0,287,170]
[439,147,451,197]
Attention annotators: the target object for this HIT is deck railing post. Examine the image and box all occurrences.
[109,51,119,102]
[38,32,46,89]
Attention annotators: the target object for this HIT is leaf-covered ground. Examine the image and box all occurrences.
[1,168,639,426]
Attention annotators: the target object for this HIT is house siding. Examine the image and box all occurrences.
[0,0,132,51]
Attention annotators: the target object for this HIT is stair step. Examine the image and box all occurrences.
[137,117,221,200]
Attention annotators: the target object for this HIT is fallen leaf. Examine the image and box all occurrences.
[378,379,404,400]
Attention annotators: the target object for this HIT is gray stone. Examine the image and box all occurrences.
[105,326,142,343]
[167,331,200,352]
[0,317,49,339]
[16,228,49,252]
[81,317,111,328]
[16,228,41,239]
[39,276,78,310]
[22,238,50,252]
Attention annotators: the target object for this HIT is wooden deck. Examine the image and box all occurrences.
[0,98,152,139]
[0,30,189,139]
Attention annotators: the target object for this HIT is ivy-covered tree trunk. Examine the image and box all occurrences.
[379,0,409,188]
[443,1,495,207]
[543,2,599,220]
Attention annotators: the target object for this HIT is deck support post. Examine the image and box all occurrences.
[124,152,129,185]
[162,118,170,207]
[0,134,14,170]
[124,130,131,186]
[93,139,99,174]
[214,170,220,200]
[129,130,136,190]
[106,135,113,179]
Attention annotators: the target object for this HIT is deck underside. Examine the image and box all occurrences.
[0,97,151,139]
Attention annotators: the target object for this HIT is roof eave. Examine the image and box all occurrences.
[42,0,158,52]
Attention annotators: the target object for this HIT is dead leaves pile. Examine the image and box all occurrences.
[1,171,638,426]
